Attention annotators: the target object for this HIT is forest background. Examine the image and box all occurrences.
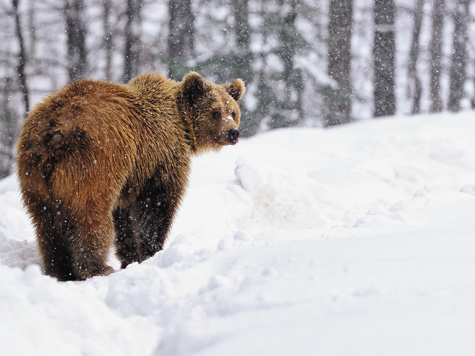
[0,0,472,177]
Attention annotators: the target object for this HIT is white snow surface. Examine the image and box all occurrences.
[1,112,475,355]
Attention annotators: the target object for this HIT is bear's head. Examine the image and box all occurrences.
[182,72,245,152]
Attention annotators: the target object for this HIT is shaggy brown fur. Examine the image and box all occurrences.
[17,72,245,281]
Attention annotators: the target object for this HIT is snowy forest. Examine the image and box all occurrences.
[0,0,473,177]
[1,1,475,354]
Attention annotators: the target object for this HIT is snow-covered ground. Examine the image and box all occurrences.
[1,112,475,356]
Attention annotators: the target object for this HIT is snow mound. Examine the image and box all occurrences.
[234,157,328,228]
[1,112,475,355]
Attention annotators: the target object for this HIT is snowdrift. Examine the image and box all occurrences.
[1,113,475,355]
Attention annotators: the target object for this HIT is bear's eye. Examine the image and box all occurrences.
[231,111,236,119]
[211,111,221,120]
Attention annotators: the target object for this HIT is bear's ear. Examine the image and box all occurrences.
[225,79,246,102]
[182,72,208,106]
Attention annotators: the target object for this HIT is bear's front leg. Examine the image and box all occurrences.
[116,178,183,268]
[132,189,178,261]
[113,206,140,269]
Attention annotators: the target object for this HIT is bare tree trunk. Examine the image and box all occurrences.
[27,0,37,56]
[448,0,469,113]
[123,0,142,83]
[65,0,87,81]
[324,0,353,126]
[281,0,303,124]
[430,0,445,113]
[234,0,250,53]
[233,0,252,83]
[12,0,30,115]
[408,0,424,115]
[168,0,194,80]
[0,77,16,178]
[269,0,304,129]
[103,0,113,81]
[373,0,396,117]
[232,0,256,136]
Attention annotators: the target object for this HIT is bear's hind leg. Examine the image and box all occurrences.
[35,216,76,281]
[68,210,115,280]
[39,235,75,281]
[25,198,76,281]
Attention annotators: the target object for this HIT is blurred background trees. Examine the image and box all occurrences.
[1,0,474,177]
[324,0,353,127]
[373,0,395,118]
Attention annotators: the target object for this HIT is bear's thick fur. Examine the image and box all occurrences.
[17,72,245,281]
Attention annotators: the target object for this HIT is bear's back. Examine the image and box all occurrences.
[17,76,189,205]
[35,79,139,128]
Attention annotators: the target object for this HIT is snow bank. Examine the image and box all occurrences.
[1,112,475,355]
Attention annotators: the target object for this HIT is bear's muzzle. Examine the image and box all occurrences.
[228,128,240,145]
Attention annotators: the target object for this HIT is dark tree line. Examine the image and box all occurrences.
[1,0,475,177]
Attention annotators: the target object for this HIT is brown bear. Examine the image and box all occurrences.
[17,72,245,281]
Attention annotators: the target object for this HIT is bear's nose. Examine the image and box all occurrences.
[228,128,240,144]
